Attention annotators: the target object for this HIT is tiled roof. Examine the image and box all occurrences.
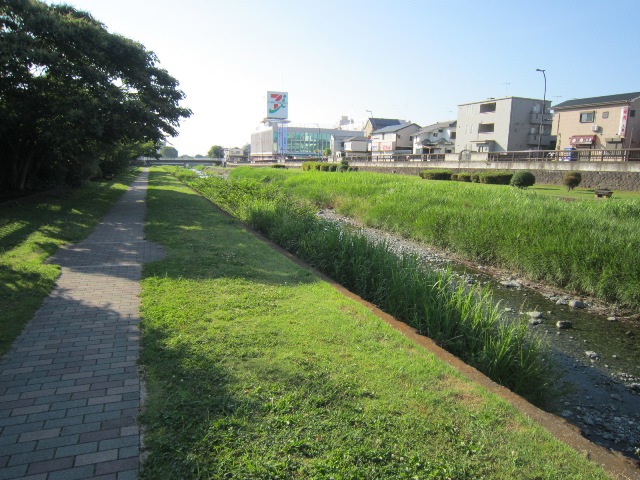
[553,92,640,109]
[368,118,402,129]
[413,120,456,136]
[373,123,418,134]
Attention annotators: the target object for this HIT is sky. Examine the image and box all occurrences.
[50,0,640,157]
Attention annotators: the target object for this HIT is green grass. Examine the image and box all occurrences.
[182,173,552,404]
[228,167,640,309]
[530,183,640,201]
[0,170,138,355]
[139,169,609,478]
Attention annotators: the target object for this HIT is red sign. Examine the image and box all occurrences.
[619,106,629,136]
[570,135,596,145]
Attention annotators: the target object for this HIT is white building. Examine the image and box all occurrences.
[371,123,420,160]
[411,121,456,154]
[455,97,552,153]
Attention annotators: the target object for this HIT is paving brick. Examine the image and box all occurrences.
[7,448,55,467]
[19,427,61,442]
[26,456,74,475]
[54,441,98,458]
[78,428,120,443]
[47,466,96,480]
[36,434,79,450]
[0,464,28,480]
[94,457,138,476]
[74,448,118,466]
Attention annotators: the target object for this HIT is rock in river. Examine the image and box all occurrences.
[556,321,573,329]
[569,299,586,309]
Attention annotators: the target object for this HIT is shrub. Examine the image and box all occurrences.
[478,171,513,185]
[452,172,472,182]
[302,161,323,171]
[329,164,338,172]
[510,171,536,188]
[419,169,452,181]
[563,171,582,190]
[271,164,286,169]
[319,163,331,172]
[347,166,358,172]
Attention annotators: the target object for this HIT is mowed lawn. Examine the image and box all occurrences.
[138,170,608,479]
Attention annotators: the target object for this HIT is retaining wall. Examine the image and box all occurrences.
[351,161,640,191]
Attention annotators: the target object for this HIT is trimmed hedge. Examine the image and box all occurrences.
[271,164,286,169]
[452,172,473,182]
[475,171,513,185]
[419,169,452,180]
[510,171,536,188]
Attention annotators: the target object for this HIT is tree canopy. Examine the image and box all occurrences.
[0,0,191,190]
[207,145,224,158]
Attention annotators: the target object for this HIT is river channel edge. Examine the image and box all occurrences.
[317,209,640,467]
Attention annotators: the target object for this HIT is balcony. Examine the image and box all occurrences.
[529,113,552,125]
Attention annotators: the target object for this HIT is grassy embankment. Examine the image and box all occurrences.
[178,170,551,404]
[139,169,608,478]
[0,170,138,356]
[229,167,640,310]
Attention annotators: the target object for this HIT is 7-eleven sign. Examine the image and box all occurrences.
[267,91,288,119]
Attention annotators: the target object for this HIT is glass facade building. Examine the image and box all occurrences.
[251,125,363,161]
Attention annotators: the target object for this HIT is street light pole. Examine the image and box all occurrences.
[536,68,547,152]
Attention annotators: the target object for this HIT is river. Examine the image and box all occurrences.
[318,209,640,461]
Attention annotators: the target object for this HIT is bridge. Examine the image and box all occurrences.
[135,157,225,167]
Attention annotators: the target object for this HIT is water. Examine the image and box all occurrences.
[319,210,640,459]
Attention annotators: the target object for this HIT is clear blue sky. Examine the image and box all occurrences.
[51,0,640,156]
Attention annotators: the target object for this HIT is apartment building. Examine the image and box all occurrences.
[455,97,552,153]
[552,92,640,150]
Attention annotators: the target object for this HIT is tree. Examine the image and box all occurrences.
[563,172,582,191]
[207,145,224,158]
[0,0,191,190]
[510,171,536,188]
[160,146,179,158]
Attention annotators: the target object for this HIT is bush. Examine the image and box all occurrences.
[319,163,331,172]
[419,169,452,181]
[329,164,338,172]
[452,172,472,182]
[302,161,322,171]
[271,164,286,169]
[563,171,582,191]
[510,171,536,188]
[477,171,513,185]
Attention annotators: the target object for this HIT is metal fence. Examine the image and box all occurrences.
[336,149,640,163]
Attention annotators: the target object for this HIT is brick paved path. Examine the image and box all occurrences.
[0,170,164,480]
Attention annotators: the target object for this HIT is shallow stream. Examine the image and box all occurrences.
[318,210,640,461]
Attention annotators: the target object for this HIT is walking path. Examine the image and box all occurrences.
[0,169,164,480]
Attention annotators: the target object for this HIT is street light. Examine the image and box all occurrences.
[536,68,547,152]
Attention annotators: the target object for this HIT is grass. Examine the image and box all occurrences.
[0,170,138,356]
[228,167,640,310]
[180,171,552,404]
[530,184,640,201]
[139,169,608,478]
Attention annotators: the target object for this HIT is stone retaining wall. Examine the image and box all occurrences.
[352,162,640,191]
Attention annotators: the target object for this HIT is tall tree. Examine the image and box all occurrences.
[160,146,178,158]
[0,0,191,190]
[207,145,224,158]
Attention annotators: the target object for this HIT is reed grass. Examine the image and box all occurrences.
[180,171,552,404]
[229,167,640,309]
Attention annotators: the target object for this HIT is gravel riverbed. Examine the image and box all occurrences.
[318,209,640,462]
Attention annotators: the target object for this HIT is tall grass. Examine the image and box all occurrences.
[228,167,640,309]
[180,171,552,404]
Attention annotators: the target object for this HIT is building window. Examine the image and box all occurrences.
[602,111,609,119]
[580,112,595,123]
[450,132,456,139]
[480,102,496,113]
[478,123,495,134]
[631,110,636,117]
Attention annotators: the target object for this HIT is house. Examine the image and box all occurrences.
[552,92,640,150]
[330,131,366,159]
[455,97,552,153]
[224,147,246,163]
[411,121,456,154]
[363,118,404,138]
[371,123,420,160]
[338,136,369,159]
